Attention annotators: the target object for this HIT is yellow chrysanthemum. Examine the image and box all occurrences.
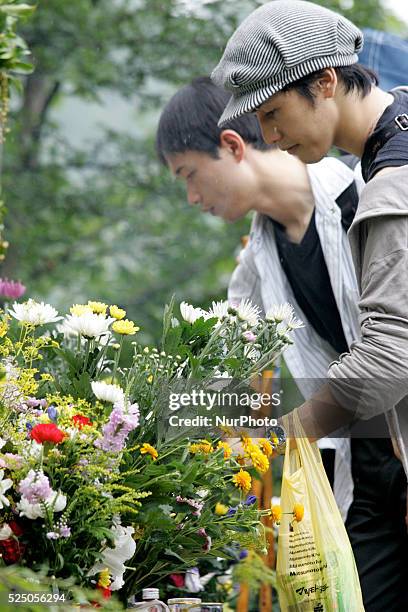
[87,301,108,315]
[240,433,252,451]
[70,304,92,316]
[246,443,269,474]
[258,438,273,458]
[215,502,229,516]
[190,440,213,454]
[140,443,158,460]
[110,305,126,320]
[189,443,201,454]
[217,440,232,460]
[249,448,269,474]
[97,568,111,589]
[293,503,304,522]
[270,504,282,524]
[232,469,252,492]
[112,319,140,335]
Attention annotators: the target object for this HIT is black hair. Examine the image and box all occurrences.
[156,76,273,165]
[282,64,378,105]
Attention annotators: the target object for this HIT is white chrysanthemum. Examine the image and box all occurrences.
[208,300,229,320]
[88,524,136,591]
[287,318,303,330]
[91,381,125,404]
[266,303,294,323]
[0,470,12,509]
[236,298,261,327]
[63,312,114,339]
[17,490,67,520]
[266,303,304,330]
[180,301,206,324]
[8,299,61,326]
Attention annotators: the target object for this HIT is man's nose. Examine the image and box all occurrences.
[186,184,200,206]
[260,121,283,145]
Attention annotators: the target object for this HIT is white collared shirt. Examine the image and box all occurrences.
[228,156,364,519]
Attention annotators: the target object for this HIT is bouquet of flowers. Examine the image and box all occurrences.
[0,296,301,605]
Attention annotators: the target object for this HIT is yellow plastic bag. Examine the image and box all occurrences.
[277,411,364,611]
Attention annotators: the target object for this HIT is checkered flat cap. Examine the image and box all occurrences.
[212,0,363,126]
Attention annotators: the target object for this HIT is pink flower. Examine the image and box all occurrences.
[0,278,26,300]
[242,331,257,343]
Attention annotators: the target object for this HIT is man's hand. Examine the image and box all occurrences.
[278,384,355,448]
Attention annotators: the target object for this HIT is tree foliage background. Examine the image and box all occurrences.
[0,0,405,341]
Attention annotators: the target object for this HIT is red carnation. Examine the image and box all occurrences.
[72,414,93,429]
[9,520,24,537]
[30,423,65,445]
[169,573,185,588]
[0,538,26,564]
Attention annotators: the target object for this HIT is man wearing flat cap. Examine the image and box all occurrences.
[212,1,408,610]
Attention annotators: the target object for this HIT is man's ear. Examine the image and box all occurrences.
[219,130,246,162]
[316,67,338,99]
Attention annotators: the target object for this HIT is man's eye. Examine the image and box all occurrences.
[265,109,276,119]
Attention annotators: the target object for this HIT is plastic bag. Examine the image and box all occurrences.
[276,411,365,611]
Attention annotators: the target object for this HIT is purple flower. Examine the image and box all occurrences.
[0,278,26,300]
[239,549,248,560]
[60,525,71,538]
[19,470,52,504]
[26,398,47,409]
[95,402,139,452]
[47,406,58,421]
[227,506,237,516]
[244,495,257,506]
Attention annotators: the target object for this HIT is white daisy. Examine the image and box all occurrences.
[180,301,206,324]
[236,298,261,327]
[64,312,114,339]
[91,381,125,405]
[9,299,61,326]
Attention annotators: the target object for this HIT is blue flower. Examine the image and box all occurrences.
[47,406,58,421]
[239,549,248,560]
[227,506,237,516]
[244,495,257,506]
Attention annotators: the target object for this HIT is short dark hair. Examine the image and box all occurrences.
[156,76,273,165]
[283,64,378,104]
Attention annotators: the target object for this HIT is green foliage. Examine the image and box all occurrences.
[0,0,34,77]
[0,0,403,342]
